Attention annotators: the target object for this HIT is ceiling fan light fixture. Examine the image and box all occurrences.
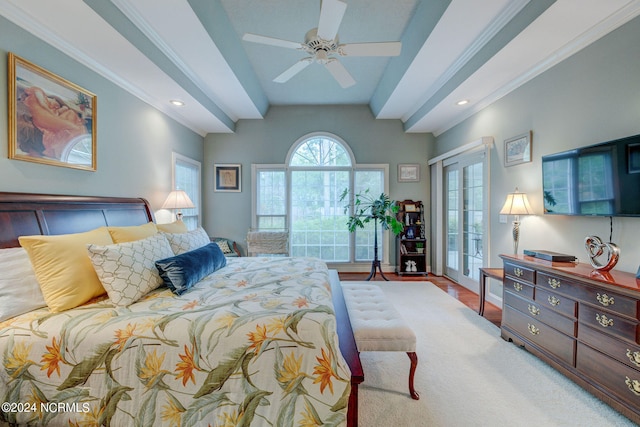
[242,0,401,88]
[316,49,329,64]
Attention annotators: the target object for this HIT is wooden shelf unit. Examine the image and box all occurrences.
[396,200,427,276]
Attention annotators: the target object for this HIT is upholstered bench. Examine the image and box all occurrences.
[341,282,419,400]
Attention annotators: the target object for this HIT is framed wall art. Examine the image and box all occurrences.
[504,131,532,167]
[398,163,420,182]
[214,164,241,192]
[8,52,97,171]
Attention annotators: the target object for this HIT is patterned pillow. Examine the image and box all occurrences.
[87,233,174,307]
[162,227,210,255]
[213,239,232,254]
[0,247,47,321]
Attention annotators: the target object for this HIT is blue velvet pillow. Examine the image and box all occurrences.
[155,243,227,295]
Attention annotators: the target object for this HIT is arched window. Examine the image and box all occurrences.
[253,133,389,265]
[289,135,353,167]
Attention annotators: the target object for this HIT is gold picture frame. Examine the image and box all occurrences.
[8,53,97,171]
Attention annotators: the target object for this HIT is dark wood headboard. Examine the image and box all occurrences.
[0,192,155,248]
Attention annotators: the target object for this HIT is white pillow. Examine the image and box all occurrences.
[162,227,210,255]
[0,247,47,321]
[87,233,174,307]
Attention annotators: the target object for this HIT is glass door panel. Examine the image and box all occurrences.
[445,167,459,280]
[462,162,483,286]
[444,152,485,291]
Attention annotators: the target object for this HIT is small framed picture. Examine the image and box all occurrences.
[214,164,241,192]
[398,163,420,182]
[504,131,532,167]
[404,204,417,212]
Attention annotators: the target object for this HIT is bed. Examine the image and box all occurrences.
[0,192,363,426]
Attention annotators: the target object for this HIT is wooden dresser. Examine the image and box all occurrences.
[500,254,640,424]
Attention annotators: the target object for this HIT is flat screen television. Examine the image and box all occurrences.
[542,133,640,216]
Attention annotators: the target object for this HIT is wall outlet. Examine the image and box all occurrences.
[499,215,508,224]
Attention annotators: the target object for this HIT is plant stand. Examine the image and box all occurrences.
[366,218,389,281]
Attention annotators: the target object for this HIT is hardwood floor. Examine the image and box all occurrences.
[338,272,502,328]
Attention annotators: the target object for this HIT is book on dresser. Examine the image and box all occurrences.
[500,254,640,424]
[396,200,427,276]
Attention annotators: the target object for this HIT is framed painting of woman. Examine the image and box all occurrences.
[8,53,97,171]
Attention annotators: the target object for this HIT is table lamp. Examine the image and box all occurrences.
[500,187,532,254]
[162,190,194,221]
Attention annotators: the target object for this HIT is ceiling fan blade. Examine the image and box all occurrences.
[325,60,355,88]
[243,33,303,50]
[317,0,347,41]
[274,60,312,83]
[340,42,402,57]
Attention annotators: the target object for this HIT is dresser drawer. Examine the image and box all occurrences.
[503,305,576,366]
[538,272,640,320]
[535,287,577,318]
[579,323,640,371]
[580,288,639,320]
[579,304,639,344]
[504,262,535,284]
[503,277,534,300]
[536,272,579,296]
[577,342,640,410]
[505,291,576,337]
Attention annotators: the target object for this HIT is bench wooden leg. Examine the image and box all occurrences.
[407,352,419,400]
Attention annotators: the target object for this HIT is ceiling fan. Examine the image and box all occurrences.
[242,0,402,88]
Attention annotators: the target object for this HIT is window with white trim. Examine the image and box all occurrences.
[173,152,201,230]
[252,133,390,264]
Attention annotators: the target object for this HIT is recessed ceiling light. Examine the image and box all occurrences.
[170,100,185,106]
[456,99,469,106]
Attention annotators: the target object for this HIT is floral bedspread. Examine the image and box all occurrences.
[0,257,350,426]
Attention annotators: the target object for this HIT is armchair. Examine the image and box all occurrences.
[210,237,241,257]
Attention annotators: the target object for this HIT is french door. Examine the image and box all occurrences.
[443,150,487,291]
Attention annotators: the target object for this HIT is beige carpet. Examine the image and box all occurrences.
[347,281,637,427]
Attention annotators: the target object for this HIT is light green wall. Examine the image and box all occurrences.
[0,16,203,214]
[204,105,434,261]
[435,15,640,273]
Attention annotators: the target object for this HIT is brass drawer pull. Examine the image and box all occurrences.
[528,304,540,316]
[547,295,561,307]
[513,282,523,292]
[548,278,561,289]
[596,293,615,307]
[527,323,540,335]
[596,313,614,328]
[627,349,640,367]
[514,267,524,278]
[626,376,640,396]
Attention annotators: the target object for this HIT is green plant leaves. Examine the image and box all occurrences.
[341,189,403,235]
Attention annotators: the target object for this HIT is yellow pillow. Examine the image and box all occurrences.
[19,228,114,312]
[108,222,158,243]
[156,220,188,234]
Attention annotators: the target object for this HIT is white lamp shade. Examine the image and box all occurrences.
[162,190,195,210]
[500,189,533,216]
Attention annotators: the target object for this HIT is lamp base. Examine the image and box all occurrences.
[512,220,520,254]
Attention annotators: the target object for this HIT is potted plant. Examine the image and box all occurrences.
[340,189,404,234]
[340,189,404,280]
[415,241,424,254]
